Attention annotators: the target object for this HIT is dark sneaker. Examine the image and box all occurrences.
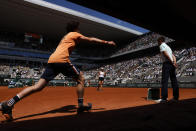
[77,103,92,114]
[0,102,13,122]
[155,99,168,103]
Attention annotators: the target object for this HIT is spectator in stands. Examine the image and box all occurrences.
[0,21,116,121]
[155,37,179,103]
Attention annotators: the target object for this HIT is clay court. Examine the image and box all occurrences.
[0,86,196,131]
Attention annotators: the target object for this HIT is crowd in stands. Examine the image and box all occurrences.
[0,62,64,80]
[82,33,195,84]
[0,31,195,84]
[1,44,195,84]
[84,47,196,84]
[114,32,174,55]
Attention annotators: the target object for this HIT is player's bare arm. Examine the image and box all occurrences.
[79,36,116,46]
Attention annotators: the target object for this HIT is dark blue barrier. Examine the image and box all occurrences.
[0,49,49,59]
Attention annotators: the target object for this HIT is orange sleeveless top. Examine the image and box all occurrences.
[48,32,83,63]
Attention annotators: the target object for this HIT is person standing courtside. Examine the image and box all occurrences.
[0,21,116,122]
[97,67,106,91]
[156,37,179,103]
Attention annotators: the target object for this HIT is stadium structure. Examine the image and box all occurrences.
[0,0,195,88]
[0,0,142,64]
[69,0,196,44]
[0,1,196,131]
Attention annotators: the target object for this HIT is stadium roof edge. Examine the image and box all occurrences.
[24,0,143,35]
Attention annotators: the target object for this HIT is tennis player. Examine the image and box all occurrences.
[0,21,116,122]
[97,67,106,91]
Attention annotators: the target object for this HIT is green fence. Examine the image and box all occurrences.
[109,82,196,88]
[0,78,195,88]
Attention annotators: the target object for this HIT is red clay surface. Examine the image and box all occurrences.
[0,86,196,131]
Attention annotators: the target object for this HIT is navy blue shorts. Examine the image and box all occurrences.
[41,63,80,82]
[99,77,104,81]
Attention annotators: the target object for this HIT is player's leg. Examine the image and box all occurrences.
[97,78,103,91]
[17,63,58,99]
[17,78,48,99]
[0,79,48,108]
[0,63,57,122]
[0,79,48,122]
[97,80,101,91]
[73,71,92,113]
[75,71,85,106]
[99,80,103,91]
[61,63,91,113]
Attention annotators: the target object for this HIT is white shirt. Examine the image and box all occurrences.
[99,71,105,78]
[159,42,173,63]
